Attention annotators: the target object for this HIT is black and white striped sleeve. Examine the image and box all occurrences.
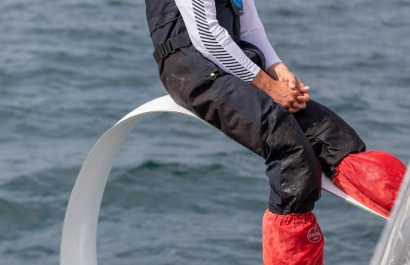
[175,0,261,82]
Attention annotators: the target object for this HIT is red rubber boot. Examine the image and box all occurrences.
[262,210,324,265]
[333,151,406,218]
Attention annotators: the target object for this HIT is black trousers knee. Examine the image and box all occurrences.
[156,44,365,214]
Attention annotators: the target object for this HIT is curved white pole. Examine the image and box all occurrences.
[59,95,213,265]
[60,95,385,265]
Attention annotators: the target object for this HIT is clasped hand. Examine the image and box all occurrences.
[273,67,310,113]
[251,62,310,113]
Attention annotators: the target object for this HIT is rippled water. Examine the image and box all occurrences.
[1,0,409,264]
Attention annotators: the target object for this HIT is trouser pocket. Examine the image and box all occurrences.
[159,45,220,108]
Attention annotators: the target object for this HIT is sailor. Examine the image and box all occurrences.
[144,0,406,264]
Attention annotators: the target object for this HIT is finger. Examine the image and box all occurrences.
[297,80,310,92]
[297,79,309,89]
[297,93,310,102]
[288,76,297,89]
[292,102,307,110]
[285,99,299,110]
[288,107,298,113]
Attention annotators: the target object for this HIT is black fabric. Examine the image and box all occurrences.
[145,0,241,52]
[239,40,266,70]
[293,102,366,176]
[153,33,191,62]
[215,0,241,43]
[160,47,324,214]
[145,0,366,214]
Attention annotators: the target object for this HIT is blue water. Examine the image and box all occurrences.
[0,0,409,264]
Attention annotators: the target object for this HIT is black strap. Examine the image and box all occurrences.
[153,34,191,62]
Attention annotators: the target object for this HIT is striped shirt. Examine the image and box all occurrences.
[175,0,281,82]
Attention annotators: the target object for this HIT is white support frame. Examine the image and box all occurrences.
[60,95,388,265]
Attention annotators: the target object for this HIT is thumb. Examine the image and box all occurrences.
[288,79,296,89]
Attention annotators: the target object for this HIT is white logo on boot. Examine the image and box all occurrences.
[307,224,322,243]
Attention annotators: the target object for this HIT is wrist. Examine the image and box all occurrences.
[251,70,278,95]
[251,70,270,92]
[266,62,289,81]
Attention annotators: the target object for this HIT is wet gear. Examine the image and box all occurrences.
[153,33,191,62]
[147,0,281,82]
[262,209,324,265]
[145,0,366,263]
[333,151,407,218]
[145,0,365,215]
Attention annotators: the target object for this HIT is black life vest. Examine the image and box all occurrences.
[145,0,242,61]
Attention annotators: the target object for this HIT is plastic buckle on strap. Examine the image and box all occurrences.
[158,40,174,59]
[157,42,168,59]
[153,37,186,62]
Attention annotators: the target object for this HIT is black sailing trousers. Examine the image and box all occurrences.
[157,44,365,215]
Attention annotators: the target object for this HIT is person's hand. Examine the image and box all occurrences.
[266,62,310,112]
[251,70,305,113]
[288,84,310,112]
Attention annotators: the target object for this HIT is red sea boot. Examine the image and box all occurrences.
[262,210,324,265]
[333,150,407,218]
